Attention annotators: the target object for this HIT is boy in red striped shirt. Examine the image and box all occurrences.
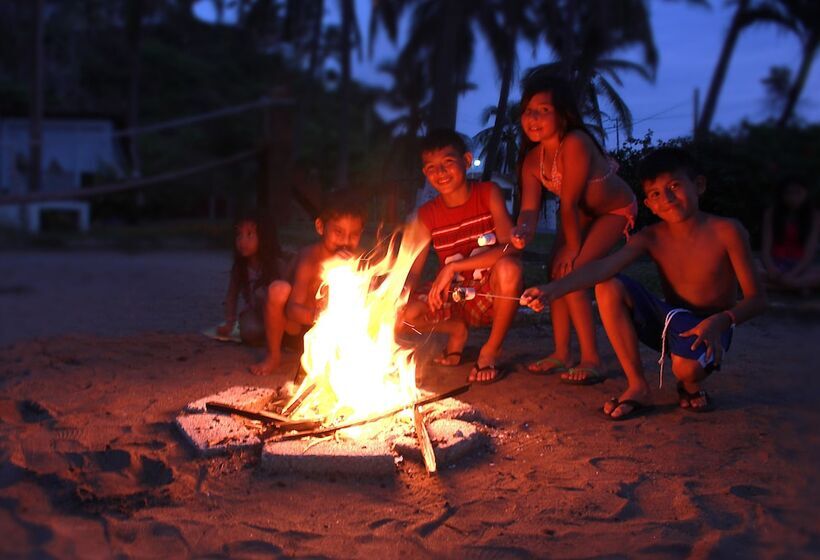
[403,129,523,384]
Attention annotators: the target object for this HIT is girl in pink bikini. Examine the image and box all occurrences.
[512,75,637,384]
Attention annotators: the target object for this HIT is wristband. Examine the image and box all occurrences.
[723,309,737,327]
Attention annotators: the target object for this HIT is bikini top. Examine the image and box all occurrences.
[539,139,619,197]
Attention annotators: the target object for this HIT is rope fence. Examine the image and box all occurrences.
[1,95,294,207]
[0,149,260,206]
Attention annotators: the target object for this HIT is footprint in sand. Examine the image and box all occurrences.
[90,449,131,472]
[222,540,283,556]
[17,400,55,424]
[730,484,771,499]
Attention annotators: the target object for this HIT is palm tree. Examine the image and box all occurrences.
[776,0,819,127]
[474,102,522,180]
[480,0,539,181]
[371,0,517,131]
[696,0,788,138]
[334,0,361,190]
[529,0,658,138]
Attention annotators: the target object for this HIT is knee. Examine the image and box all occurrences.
[671,355,705,383]
[594,278,626,308]
[267,280,291,305]
[492,256,523,287]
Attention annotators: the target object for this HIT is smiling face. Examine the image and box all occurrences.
[642,170,705,223]
[421,145,472,197]
[521,91,562,143]
[316,214,364,255]
[234,221,260,258]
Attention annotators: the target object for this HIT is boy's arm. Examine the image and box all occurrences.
[285,252,320,326]
[679,220,767,365]
[405,219,432,291]
[522,231,650,309]
[438,183,519,276]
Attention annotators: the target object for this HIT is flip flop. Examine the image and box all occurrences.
[468,363,507,385]
[676,382,716,413]
[526,356,568,375]
[432,351,463,367]
[604,398,654,421]
[560,366,605,385]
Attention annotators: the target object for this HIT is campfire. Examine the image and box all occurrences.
[203,222,473,473]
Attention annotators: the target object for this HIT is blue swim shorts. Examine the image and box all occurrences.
[616,274,733,373]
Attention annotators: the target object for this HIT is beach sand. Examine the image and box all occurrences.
[1,250,818,558]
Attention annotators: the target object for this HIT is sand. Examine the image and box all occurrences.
[1,250,818,558]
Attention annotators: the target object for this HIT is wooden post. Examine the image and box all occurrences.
[258,90,294,268]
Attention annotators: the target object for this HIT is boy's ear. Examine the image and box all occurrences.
[314,218,324,236]
[463,151,473,169]
[695,175,707,195]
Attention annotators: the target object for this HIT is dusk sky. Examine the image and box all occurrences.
[196,1,820,145]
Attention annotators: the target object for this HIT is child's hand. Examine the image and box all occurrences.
[519,285,552,312]
[680,313,732,366]
[551,246,580,279]
[216,322,234,336]
[427,265,455,311]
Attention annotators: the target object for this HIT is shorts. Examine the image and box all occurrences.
[617,274,733,373]
[414,274,494,328]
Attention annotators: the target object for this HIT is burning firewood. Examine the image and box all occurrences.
[413,406,437,473]
[264,384,470,442]
[205,401,321,431]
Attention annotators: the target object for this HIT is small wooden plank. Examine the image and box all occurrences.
[413,406,437,473]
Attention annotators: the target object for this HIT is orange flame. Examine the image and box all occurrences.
[290,221,429,426]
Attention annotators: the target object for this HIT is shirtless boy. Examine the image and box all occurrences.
[521,147,767,419]
[403,128,523,384]
[250,198,365,375]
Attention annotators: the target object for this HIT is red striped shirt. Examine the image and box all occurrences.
[418,182,496,277]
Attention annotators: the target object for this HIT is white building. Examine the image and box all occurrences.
[0,117,125,232]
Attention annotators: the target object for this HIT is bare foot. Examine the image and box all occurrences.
[468,349,503,384]
[603,386,651,419]
[249,355,279,376]
[433,323,470,366]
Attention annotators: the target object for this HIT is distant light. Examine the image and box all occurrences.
[473,159,481,167]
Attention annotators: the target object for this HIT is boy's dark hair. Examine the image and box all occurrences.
[420,128,468,156]
[638,147,701,185]
[318,191,367,224]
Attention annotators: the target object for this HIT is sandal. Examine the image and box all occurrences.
[468,363,507,385]
[604,397,654,421]
[676,382,715,413]
[432,351,462,367]
[560,366,605,386]
[526,356,568,375]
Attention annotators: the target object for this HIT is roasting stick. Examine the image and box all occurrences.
[449,288,523,302]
